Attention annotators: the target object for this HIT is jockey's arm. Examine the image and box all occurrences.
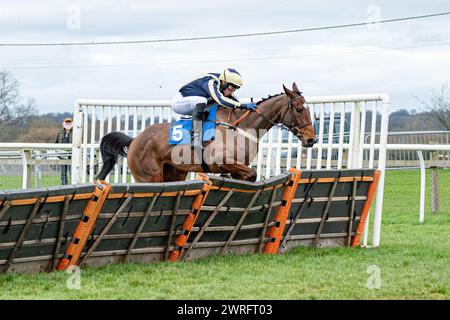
[202,79,241,109]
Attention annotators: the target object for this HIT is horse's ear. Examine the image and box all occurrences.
[292,82,301,94]
[283,84,294,97]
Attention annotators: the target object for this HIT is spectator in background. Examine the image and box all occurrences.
[55,117,73,185]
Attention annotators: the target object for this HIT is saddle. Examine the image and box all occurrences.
[169,105,219,145]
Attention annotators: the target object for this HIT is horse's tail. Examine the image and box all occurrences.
[96,132,133,180]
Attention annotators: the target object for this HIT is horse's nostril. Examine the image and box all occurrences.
[307,139,316,147]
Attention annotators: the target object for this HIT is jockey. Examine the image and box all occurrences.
[171,68,257,149]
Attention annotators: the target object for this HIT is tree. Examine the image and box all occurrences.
[16,126,60,143]
[417,84,450,131]
[16,117,60,143]
[0,70,37,141]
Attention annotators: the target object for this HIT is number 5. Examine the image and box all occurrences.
[172,124,183,141]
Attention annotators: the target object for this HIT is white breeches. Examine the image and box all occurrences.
[171,92,208,116]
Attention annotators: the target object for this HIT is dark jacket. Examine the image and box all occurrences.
[179,73,241,108]
[55,128,73,144]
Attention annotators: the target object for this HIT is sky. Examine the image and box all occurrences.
[0,0,449,114]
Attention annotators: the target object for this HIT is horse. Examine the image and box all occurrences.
[97,83,316,182]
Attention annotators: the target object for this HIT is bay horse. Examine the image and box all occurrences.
[97,83,316,182]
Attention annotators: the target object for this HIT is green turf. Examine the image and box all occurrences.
[0,173,134,190]
[0,175,65,190]
[0,169,449,299]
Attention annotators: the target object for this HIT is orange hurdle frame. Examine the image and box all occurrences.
[351,170,381,247]
[263,167,301,254]
[57,182,111,270]
[169,174,211,262]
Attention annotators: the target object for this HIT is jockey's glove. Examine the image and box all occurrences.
[238,103,257,110]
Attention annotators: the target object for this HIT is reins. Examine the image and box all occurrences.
[230,110,252,127]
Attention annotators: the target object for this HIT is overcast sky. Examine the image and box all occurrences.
[1,0,449,114]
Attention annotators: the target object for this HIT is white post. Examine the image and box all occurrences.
[358,102,367,168]
[256,137,264,181]
[265,130,273,178]
[417,151,425,224]
[316,103,325,169]
[349,102,361,168]
[89,106,96,182]
[71,102,83,184]
[275,128,282,175]
[362,211,370,247]
[372,95,390,247]
[326,103,335,169]
[122,106,130,183]
[286,131,293,170]
[337,103,346,169]
[20,149,29,189]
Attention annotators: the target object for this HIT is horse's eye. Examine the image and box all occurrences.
[295,108,304,113]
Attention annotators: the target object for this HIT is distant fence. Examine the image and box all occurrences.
[0,143,71,190]
[379,131,450,167]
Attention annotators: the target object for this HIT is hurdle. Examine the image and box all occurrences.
[0,168,379,274]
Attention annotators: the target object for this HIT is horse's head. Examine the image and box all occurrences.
[282,83,316,148]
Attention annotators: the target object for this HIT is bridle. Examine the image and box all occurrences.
[252,95,312,139]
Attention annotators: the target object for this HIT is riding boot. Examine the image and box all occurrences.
[192,103,206,150]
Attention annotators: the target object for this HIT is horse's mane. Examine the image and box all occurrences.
[256,93,284,106]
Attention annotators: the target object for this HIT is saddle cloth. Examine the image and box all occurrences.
[169,104,218,145]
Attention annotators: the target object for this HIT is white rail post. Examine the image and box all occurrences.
[417,151,426,224]
[372,95,390,247]
[362,212,370,247]
[430,151,440,214]
[349,102,361,168]
[20,149,32,189]
[71,101,83,184]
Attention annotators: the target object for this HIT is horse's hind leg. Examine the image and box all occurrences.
[128,157,164,183]
[163,165,188,182]
[132,169,164,183]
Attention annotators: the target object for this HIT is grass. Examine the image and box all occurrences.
[0,175,64,190]
[0,169,449,299]
[0,173,136,190]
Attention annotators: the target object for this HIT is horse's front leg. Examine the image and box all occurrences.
[218,164,257,182]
